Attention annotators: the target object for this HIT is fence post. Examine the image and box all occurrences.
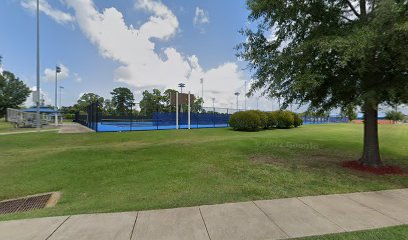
[213,107,215,127]
[95,101,99,132]
[188,91,191,130]
[176,92,179,129]
[130,104,133,131]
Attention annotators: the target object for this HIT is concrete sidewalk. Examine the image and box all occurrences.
[1,189,407,240]
[59,123,94,134]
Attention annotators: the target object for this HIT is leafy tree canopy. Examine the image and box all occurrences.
[75,93,104,112]
[238,0,408,110]
[384,110,405,121]
[110,87,135,114]
[0,70,31,118]
[238,0,408,166]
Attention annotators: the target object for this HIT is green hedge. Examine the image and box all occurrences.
[228,111,261,131]
[63,114,75,119]
[229,110,303,131]
[292,112,303,128]
[249,110,269,129]
[268,111,279,128]
[275,110,294,129]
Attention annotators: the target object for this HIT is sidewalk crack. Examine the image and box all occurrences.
[45,215,71,240]
[342,194,404,225]
[252,201,290,238]
[129,212,139,240]
[296,197,347,232]
[199,207,212,240]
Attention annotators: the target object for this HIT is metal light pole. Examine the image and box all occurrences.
[59,86,64,109]
[54,66,61,126]
[212,97,215,110]
[200,78,204,107]
[244,81,247,110]
[35,0,41,130]
[234,92,240,110]
[256,96,260,110]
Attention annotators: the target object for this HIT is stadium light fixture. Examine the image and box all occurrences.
[234,92,240,110]
[178,83,185,93]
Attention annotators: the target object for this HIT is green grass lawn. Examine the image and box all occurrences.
[300,225,408,240]
[0,124,407,222]
[0,118,58,134]
[0,118,17,133]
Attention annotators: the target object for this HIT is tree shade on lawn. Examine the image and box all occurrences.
[237,0,408,166]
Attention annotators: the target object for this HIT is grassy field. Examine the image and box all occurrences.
[0,118,57,133]
[0,123,407,222]
[301,225,408,240]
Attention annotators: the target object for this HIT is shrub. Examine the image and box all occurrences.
[63,113,75,119]
[275,110,294,129]
[268,111,279,128]
[229,111,261,131]
[292,112,303,128]
[249,110,269,129]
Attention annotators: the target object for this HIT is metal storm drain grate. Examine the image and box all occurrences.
[0,192,61,215]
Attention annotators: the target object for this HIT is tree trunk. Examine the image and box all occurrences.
[359,103,382,166]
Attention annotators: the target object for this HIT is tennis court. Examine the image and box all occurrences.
[97,119,229,132]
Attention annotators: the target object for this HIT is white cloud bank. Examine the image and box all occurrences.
[43,64,70,82]
[62,0,247,107]
[21,0,247,107]
[21,0,74,24]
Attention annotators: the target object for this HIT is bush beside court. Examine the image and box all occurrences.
[229,110,303,131]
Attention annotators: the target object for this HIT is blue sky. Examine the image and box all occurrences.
[0,0,262,109]
[1,0,406,114]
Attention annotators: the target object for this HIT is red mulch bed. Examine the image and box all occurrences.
[341,161,405,175]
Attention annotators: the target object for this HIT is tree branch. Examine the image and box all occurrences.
[345,0,360,18]
[341,15,353,22]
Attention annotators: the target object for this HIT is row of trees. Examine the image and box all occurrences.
[63,88,203,117]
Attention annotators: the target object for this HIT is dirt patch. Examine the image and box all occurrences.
[342,161,405,175]
[250,152,357,169]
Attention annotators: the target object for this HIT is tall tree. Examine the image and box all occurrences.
[111,87,135,114]
[0,71,31,119]
[238,0,408,166]
[384,110,405,122]
[102,99,115,115]
[140,89,164,117]
[75,93,104,112]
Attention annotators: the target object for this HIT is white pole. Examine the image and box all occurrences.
[244,81,247,110]
[188,91,191,129]
[35,0,41,130]
[176,92,179,129]
[54,69,58,126]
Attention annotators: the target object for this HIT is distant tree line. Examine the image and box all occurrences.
[62,87,203,118]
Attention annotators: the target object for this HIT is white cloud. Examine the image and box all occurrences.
[74,73,82,82]
[62,0,246,107]
[21,0,74,24]
[25,86,52,106]
[43,64,70,82]
[193,7,209,25]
